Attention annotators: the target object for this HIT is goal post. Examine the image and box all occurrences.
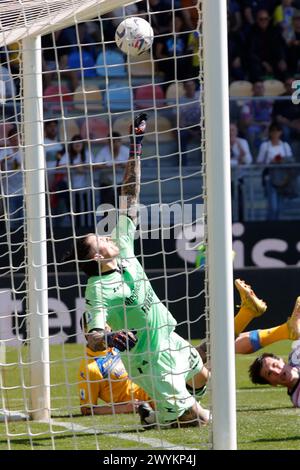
[23,35,50,421]
[203,0,237,450]
[0,0,237,450]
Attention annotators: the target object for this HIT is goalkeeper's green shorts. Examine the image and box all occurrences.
[130,332,204,424]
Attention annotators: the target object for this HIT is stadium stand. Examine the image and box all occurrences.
[134,84,165,110]
[229,80,253,97]
[263,79,285,96]
[73,85,103,113]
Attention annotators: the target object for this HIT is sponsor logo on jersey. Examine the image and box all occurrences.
[95,351,127,379]
[80,389,86,400]
[141,287,154,314]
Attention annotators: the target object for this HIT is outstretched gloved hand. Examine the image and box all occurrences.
[130,113,148,145]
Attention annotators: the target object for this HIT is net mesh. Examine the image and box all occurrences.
[0,0,209,450]
[0,0,137,46]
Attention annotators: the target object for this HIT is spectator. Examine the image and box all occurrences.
[139,0,174,35]
[84,21,102,45]
[178,80,201,164]
[42,28,76,69]
[230,99,242,124]
[228,0,243,32]
[257,122,294,220]
[0,42,21,75]
[242,0,278,27]
[58,135,95,227]
[287,9,300,75]
[76,23,98,59]
[187,30,201,79]
[94,132,129,208]
[230,123,253,221]
[246,9,288,81]
[228,14,246,81]
[42,28,76,89]
[99,14,115,42]
[67,48,96,78]
[0,64,15,100]
[0,64,16,119]
[240,81,273,153]
[272,77,300,142]
[154,13,193,85]
[0,42,21,95]
[110,4,139,29]
[180,0,199,31]
[0,127,24,229]
[230,123,253,166]
[273,0,295,44]
[44,120,64,191]
[66,23,98,90]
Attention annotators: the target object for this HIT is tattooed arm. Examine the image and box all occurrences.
[120,143,141,226]
[120,113,147,226]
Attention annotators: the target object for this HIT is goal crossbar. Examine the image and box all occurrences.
[0,0,140,47]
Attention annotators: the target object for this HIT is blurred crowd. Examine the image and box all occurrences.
[0,0,300,225]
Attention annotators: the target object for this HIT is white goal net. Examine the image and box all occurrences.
[0,0,235,451]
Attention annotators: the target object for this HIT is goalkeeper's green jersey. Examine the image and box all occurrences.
[84,215,177,364]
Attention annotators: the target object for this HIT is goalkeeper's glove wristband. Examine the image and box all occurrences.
[130,112,148,147]
[106,329,138,351]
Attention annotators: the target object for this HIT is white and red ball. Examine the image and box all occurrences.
[115,17,154,57]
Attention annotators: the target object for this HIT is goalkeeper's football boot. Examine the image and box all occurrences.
[287,297,300,340]
[138,403,157,430]
[235,279,267,317]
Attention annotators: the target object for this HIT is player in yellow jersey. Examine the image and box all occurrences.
[78,345,152,416]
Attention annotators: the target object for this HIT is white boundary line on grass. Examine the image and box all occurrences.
[45,419,198,450]
[237,388,283,393]
[0,410,28,422]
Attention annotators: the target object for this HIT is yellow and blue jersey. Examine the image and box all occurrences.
[78,347,150,407]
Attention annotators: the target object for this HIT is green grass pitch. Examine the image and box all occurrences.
[1,341,300,450]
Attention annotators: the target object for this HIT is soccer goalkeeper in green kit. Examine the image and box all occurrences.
[64,114,210,428]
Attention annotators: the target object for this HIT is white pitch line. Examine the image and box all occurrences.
[44,419,198,450]
[236,388,283,393]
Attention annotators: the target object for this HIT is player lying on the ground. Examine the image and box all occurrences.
[64,113,210,428]
[199,279,300,359]
[207,279,300,409]
[234,279,300,354]
[248,297,300,407]
[78,337,152,416]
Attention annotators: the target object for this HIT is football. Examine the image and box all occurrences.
[115,17,154,57]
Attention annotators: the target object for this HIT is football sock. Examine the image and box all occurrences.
[249,323,289,352]
[234,306,256,336]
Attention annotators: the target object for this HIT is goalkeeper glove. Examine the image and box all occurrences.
[106,329,138,351]
[130,113,148,146]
